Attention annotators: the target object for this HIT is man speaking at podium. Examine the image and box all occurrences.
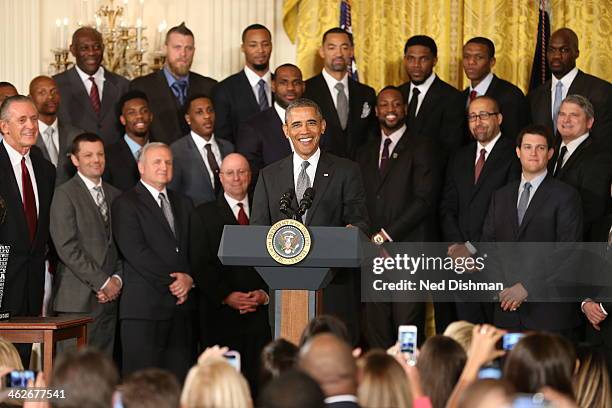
[251,98,369,343]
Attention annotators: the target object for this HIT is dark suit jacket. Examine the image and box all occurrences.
[528,70,612,152]
[304,73,377,159]
[54,67,129,145]
[34,120,83,186]
[440,136,521,243]
[481,176,583,331]
[169,134,234,206]
[462,75,530,142]
[549,136,612,239]
[251,152,369,233]
[213,70,266,143]
[130,70,217,144]
[102,138,140,192]
[112,182,194,321]
[399,76,466,154]
[0,142,55,315]
[357,130,442,241]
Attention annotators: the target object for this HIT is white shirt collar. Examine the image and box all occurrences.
[292,147,321,167]
[324,395,359,404]
[470,72,494,95]
[77,171,102,190]
[551,67,579,93]
[560,132,590,162]
[410,71,436,96]
[75,64,105,83]
[3,139,30,165]
[322,68,349,90]
[243,66,271,88]
[140,179,168,204]
[38,118,58,136]
[224,192,250,217]
[190,131,217,151]
[274,101,286,124]
[476,132,502,161]
[379,124,406,158]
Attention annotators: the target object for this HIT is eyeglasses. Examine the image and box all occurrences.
[467,111,499,122]
[220,169,250,178]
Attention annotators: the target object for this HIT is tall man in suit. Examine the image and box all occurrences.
[236,63,304,186]
[440,96,521,324]
[170,94,234,205]
[50,133,122,356]
[54,27,129,145]
[252,98,369,343]
[130,23,217,144]
[103,90,153,192]
[357,86,441,347]
[190,153,271,390]
[303,27,376,159]
[0,96,56,364]
[214,24,273,143]
[399,35,466,155]
[29,75,82,186]
[462,37,529,142]
[481,125,583,337]
[112,142,195,381]
[528,28,612,152]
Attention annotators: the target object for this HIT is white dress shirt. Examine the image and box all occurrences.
[378,124,406,166]
[38,119,60,160]
[244,66,272,108]
[556,132,589,171]
[551,67,579,118]
[75,65,105,100]
[274,102,294,153]
[190,132,222,188]
[517,170,548,209]
[408,71,437,115]
[140,179,169,207]
[474,132,502,165]
[224,193,250,220]
[322,68,349,108]
[4,141,39,215]
[292,148,321,189]
[469,72,494,97]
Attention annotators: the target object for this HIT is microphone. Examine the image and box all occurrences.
[279,189,295,218]
[297,188,315,217]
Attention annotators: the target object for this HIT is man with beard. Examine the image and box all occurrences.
[103,90,153,192]
[130,23,217,144]
[214,24,274,144]
[54,27,129,145]
[236,64,305,187]
[303,27,376,159]
[357,86,441,347]
[29,75,83,186]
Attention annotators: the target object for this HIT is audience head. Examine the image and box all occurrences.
[181,358,253,408]
[70,132,105,182]
[119,90,153,141]
[515,125,554,177]
[241,24,272,73]
[443,320,475,353]
[184,94,215,140]
[319,27,354,77]
[138,142,173,190]
[219,153,251,201]
[357,350,413,408]
[272,64,305,109]
[0,95,39,155]
[258,369,325,408]
[50,348,119,408]
[260,339,299,387]
[0,337,24,370]
[299,333,358,398]
[463,37,496,85]
[557,94,595,143]
[299,314,350,347]
[164,22,195,77]
[375,86,407,136]
[457,379,514,408]
[0,82,18,105]
[70,27,104,76]
[467,96,502,145]
[503,332,576,398]
[572,344,611,408]
[29,76,60,124]
[548,28,579,79]
[403,35,438,85]
[417,335,467,408]
[283,98,325,160]
[119,368,181,408]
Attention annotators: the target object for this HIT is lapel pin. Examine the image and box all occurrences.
[392,153,398,159]
[323,173,329,177]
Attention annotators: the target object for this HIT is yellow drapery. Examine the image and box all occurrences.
[283,0,612,93]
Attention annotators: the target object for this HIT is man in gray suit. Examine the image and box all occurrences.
[30,75,83,186]
[50,133,122,356]
[169,94,234,205]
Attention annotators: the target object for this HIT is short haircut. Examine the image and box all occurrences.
[71,132,104,155]
[299,315,350,347]
[0,81,17,89]
[241,23,271,43]
[184,93,213,113]
[561,94,595,120]
[138,142,171,164]
[322,27,353,46]
[120,368,181,408]
[274,63,302,78]
[118,90,149,116]
[258,369,325,408]
[0,95,32,121]
[71,26,103,46]
[404,35,438,57]
[465,37,496,58]
[469,95,500,113]
[165,22,194,43]
[284,98,323,124]
[516,124,554,148]
[377,85,405,105]
[260,339,299,387]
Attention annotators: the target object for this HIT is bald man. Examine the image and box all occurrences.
[29,75,83,185]
[528,28,612,153]
[299,333,359,407]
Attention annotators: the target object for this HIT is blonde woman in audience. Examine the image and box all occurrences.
[443,321,474,353]
[573,344,612,408]
[0,338,23,370]
[357,350,413,408]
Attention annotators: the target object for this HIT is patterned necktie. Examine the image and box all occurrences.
[407,87,421,129]
[171,80,188,106]
[237,202,249,225]
[474,148,486,183]
[204,144,221,194]
[296,161,311,202]
[21,157,37,242]
[469,90,478,102]
[89,77,101,114]
[553,146,568,177]
[335,82,349,130]
[552,81,563,127]
[159,192,176,236]
[93,186,108,224]
[517,182,532,225]
[257,79,269,111]
[379,138,392,175]
[44,127,59,167]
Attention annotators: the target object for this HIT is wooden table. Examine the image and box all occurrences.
[0,316,92,378]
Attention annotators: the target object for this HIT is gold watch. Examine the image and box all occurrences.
[373,233,385,245]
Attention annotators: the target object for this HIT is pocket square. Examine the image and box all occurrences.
[361,102,371,118]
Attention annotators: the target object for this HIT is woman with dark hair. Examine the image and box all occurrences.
[259,339,299,388]
[299,315,350,347]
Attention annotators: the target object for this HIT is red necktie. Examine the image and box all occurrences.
[21,157,37,242]
[89,77,101,114]
[237,203,249,225]
[469,90,478,102]
[474,148,486,184]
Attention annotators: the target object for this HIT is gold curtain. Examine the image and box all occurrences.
[283,0,612,94]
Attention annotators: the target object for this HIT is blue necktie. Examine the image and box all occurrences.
[171,80,188,106]
[552,81,563,127]
[517,182,532,225]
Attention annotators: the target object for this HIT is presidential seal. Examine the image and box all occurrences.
[266,219,312,265]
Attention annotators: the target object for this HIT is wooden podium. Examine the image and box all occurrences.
[219,225,366,344]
